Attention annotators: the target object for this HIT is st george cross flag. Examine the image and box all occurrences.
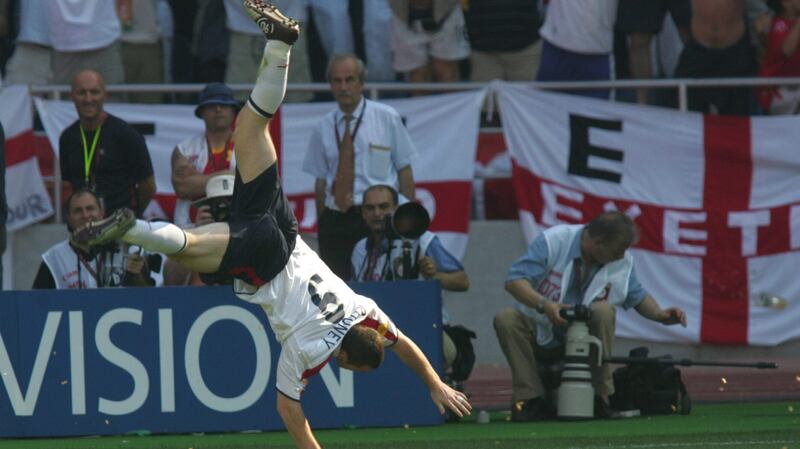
[35,90,483,260]
[497,83,800,346]
[2,86,53,232]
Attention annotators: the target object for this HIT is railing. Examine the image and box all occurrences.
[26,76,800,222]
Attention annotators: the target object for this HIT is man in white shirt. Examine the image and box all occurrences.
[73,3,469,447]
[536,0,618,99]
[48,0,124,85]
[303,54,417,279]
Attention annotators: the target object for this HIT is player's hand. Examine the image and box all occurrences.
[125,254,145,274]
[660,307,687,327]
[430,380,471,418]
[418,256,437,279]
[195,205,215,226]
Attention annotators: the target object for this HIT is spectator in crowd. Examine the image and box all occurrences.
[308,0,355,60]
[674,0,758,115]
[305,0,396,82]
[351,184,473,382]
[59,69,155,218]
[0,122,5,288]
[361,0,395,81]
[169,0,228,87]
[163,173,234,286]
[758,0,800,114]
[48,0,124,86]
[3,0,52,86]
[193,0,229,83]
[168,0,196,88]
[616,0,692,104]
[119,0,164,104]
[171,82,238,227]
[32,189,155,289]
[465,0,543,83]
[494,211,687,421]
[390,0,470,88]
[536,0,618,99]
[303,54,417,279]
[223,0,312,102]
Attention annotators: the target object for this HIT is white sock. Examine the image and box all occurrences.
[247,40,291,118]
[121,220,187,255]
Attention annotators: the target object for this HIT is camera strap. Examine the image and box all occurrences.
[76,251,105,288]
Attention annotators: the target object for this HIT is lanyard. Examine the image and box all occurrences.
[77,251,105,288]
[334,100,367,145]
[80,125,102,185]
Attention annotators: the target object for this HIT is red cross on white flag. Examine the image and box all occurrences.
[498,84,800,346]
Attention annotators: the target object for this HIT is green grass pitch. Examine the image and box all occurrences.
[1,402,797,449]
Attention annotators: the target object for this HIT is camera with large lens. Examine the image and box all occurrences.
[382,202,431,279]
[557,303,602,420]
[383,202,431,240]
[559,304,592,322]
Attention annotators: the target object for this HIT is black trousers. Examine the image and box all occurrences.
[317,206,369,280]
[674,36,756,116]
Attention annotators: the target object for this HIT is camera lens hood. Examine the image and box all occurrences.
[387,202,431,240]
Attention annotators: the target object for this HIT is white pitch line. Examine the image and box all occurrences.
[565,440,797,449]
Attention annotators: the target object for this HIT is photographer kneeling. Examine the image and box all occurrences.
[351,185,474,385]
[494,211,687,421]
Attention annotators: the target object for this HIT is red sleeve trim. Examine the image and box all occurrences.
[301,355,332,380]
[358,317,398,343]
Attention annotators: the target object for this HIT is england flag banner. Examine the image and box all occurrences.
[2,86,53,231]
[496,83,800,346]
[35,90,483,260]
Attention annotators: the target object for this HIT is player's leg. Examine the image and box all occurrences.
[73,208,230,273]
[236,0,299,183]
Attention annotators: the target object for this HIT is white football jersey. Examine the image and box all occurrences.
[235,236,398,400]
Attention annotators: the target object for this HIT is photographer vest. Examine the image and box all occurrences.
[42,240,127,289]
[522,224,634,346]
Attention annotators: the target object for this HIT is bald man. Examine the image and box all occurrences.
[58,69,155,217]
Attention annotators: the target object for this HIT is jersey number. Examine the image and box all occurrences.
[308,274,345,323]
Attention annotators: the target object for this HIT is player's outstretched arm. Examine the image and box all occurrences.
[276,394,321,449]
[390,332,472,418]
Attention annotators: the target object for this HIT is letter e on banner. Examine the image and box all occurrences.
[663,211,707,255]
[568,114,624,183]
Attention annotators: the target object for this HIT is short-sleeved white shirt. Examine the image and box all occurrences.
[302,97,417,210]
[49,0,121,52]
[539,0,617,54]
[236,236,399,400]
[17,0,51,46]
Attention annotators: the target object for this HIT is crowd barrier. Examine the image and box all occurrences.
[0,281,442,438]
